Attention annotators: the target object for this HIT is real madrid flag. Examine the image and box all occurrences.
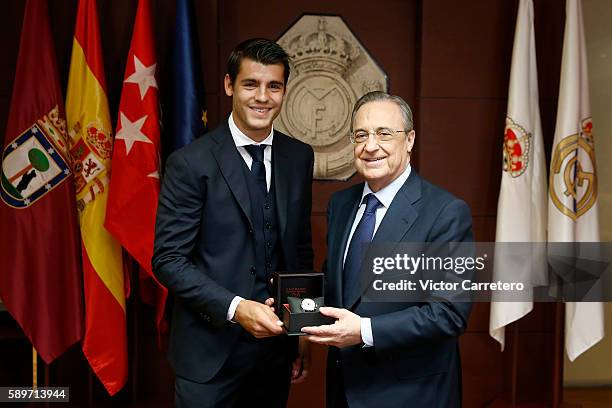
[548,0,604,361]
[66,0,127,395]
[489,0,547,350]
[0,0,83,364]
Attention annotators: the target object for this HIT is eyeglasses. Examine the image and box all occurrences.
[349,128,410,144]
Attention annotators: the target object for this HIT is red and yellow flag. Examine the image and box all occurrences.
[65,0,127,395]
[106,0,167,335]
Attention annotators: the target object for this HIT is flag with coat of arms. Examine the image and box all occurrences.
[489,0,547,350]
[0,0,83,365]
[65,0,127,395]
[548,0,604,362]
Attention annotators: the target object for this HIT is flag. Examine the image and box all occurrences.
[65,0,127,395]
[548,0,604,361]
[105,0,167,334]
[0,0,83,364]
[168,0,207,153]
[489,0,547,350]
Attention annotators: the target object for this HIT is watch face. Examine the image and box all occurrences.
[301,298,316,312]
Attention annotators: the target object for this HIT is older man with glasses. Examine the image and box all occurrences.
[303,91,474,408]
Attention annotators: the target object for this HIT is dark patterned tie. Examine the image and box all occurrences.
[343,193,382,307]
[244,145,267,195]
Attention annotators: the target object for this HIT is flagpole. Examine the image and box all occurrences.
[44,360,50,408]
[511,324,519,406]
[32,346,37,389]
[553,303,576,408]
[130,258,139,404]
[554,301,583,408]
[88,367,93,408]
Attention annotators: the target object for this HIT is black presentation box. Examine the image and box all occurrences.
[271,272,335,336]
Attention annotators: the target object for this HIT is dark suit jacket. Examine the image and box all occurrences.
[325,170,473,408]
[152,122,314,383]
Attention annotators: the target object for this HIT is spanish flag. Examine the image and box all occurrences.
[65,0,127,395]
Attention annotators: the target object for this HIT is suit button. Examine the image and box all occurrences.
[249,228,254,234]
[250,266,256,275]
[265,222,272,229]
[199,313,211,322]
[266,262,272,269]
[266,241,272,248]
[264,203,271,210]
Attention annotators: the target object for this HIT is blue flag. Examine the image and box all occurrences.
[169,0,206,153]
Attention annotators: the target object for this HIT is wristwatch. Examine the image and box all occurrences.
[301,298,316,312]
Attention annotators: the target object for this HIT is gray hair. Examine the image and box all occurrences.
[350,91,414,132]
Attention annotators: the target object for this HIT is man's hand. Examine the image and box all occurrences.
[291,336,310,384]
[234,298,284,338]
[301,307,362,348]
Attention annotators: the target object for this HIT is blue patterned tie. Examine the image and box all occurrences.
[343,193,382,307]
[244,145,267,195]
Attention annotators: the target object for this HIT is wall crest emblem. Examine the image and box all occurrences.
[276,15,388,180]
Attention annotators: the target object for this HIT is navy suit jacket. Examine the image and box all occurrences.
[325,170,473,408]
[152,122,314,383]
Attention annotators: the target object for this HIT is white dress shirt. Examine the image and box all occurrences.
[226,113,274,321]
[343,164,412,346]
[228,113,273,190]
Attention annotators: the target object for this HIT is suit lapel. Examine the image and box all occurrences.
[272,132,290,239]
[211,126,253,229]
[371,172,422,246]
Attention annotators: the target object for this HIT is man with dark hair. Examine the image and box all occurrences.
[226,38,291,86]
[153,38,314,408]
[303,91,473,407]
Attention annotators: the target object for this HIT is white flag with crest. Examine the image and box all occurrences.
[489,0,547,350]
[548,0,604,362]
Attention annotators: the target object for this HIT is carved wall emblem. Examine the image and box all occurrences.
[276,15,388,180]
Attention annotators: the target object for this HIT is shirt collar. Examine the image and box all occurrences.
[361,164,412,208]
[228,113,274,147]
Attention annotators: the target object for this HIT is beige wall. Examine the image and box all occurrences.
[563,0,612,387]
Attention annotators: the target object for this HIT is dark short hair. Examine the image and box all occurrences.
[227,38,290,85]
[350,91,414,132]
